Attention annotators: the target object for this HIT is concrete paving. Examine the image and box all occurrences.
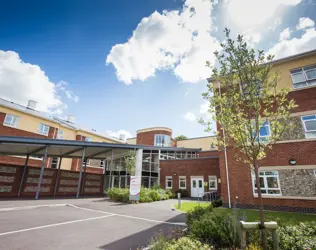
[0,198,186,250]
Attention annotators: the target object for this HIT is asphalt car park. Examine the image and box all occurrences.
[0,198,186,250]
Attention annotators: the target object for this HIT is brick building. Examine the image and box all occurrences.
[209,49,316,212]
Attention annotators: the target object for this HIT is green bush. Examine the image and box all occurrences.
[107,187,129,202]
[174,189,189,198]
[165,189,175,198]
[140,187,153,202]
[188,213,239,249]
[186,204,213,225]
[166,237,211,250]
[211,198,223,208]
[278,221,316,250]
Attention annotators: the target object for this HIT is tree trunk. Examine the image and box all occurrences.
[254,163,267,250]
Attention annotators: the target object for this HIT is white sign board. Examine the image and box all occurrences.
[129,176,141,201]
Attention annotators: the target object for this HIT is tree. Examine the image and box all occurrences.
[201,29,297,249]
[175,135,188,141]
[124,150,136,175]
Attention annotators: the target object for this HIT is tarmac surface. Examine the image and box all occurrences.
[0,198,186,250]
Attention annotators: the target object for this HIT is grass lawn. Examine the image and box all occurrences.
[174,202,316,225]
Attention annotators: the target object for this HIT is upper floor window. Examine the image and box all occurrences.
[253,121,271,142]
[3,114,19,128]
[155,134,171,147]
[38,123,49,136]
[290,65,316,89]
[251,171,281,196]
[85,137,92,142]
[301,115,316,138]
[57,130,64,139]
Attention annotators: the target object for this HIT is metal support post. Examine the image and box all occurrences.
[53,157,63,195]
[35,147,48,200]
[18,155,29,196]
[81,157,88,195]
[76,147,86,198]
[177,192,181,209]
[109,149,114,189]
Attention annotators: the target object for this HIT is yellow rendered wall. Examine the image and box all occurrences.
[127,138,136,144]
[77,130,119,143]
[0,106,58,136]
[177,136,217,151]
[272,53,316,90]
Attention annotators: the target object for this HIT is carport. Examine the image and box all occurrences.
[0,136,144,199]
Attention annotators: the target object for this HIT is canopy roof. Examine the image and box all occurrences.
[0,136,201,160]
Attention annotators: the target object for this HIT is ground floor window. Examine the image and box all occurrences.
[179,176,186,189]
[208,176,217,190]
[166,176,172,189]
[251,171,281,195]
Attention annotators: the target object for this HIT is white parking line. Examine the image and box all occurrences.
[0,214,115,236]
[0,204,67,212]
[68,204,186,226]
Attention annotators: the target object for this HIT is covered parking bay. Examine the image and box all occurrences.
[0,136,201,199]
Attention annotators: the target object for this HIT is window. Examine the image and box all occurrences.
[83,158,90,166]
[85,137,92,142]
[50,157,59,169]
[301,115,316,138]
[290,65,316,89]
[166,176,172,189]
[253,121,271,142]
[155,134,171,147]
[208,176,217,190]
[251,171,281,195]
[38,123,50,136]
[57,130,64,139]
[179,176,186,189]
[3,114,19,128]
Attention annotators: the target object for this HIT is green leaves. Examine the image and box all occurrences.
[203,29,297,163]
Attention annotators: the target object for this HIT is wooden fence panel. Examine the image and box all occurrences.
[82,173,104,195]
[0,165,22,197]
[55,169,80,196]
[21,167,57,196]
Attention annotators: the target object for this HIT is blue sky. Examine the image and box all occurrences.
[1,0,316,139]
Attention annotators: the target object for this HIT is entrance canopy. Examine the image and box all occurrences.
[0,136,201,159]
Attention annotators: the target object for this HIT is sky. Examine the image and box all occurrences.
[0,0,316,139]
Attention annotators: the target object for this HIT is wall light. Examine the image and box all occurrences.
[289,159,296,165]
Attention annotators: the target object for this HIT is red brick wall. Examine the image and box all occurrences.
[0,155,42,167]
[136,130,172,146]
[0,111,58,169]
[219,140,316,210]
[199,150,219,157]
[160,157,220,196]
[289,86,316,113]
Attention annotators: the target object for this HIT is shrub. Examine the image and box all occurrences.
[140,188,153,203]
[211,198,223,208]
[186,204,213,225]
[188,213,239,249]
[174,189,189,198]
[150,233,170,250]
[278,221,316,250]
[165,189,175,198]
[107,188,129,202]
[166,237,211,250]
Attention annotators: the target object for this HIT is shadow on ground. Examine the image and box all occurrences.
[99,213,187,250]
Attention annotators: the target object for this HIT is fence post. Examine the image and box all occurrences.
[177,192,181,209]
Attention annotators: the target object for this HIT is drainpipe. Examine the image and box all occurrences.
[218,82,231,208]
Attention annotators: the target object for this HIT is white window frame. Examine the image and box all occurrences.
[166,176,172,189]
[50,157,59,169]
[290,65,316,89]
[208,176,217,190]
[38,123,50,136]
[155,134,171,147]
[179,176,186,189]
[301,115,316,133]
[251,171,281,196]
[57,129,64,139]
[3,114,19,128]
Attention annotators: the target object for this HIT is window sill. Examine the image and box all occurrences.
[254,195,316,200]
[290,84,316,92]
[276,138,316,144]
[179,187,186,190]
[3,124,18,129]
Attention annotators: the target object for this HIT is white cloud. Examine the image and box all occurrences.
[106,129,133,141]
[269,18,282,31]
[200,102,209,114]
[0,50,77,113]
[227,0,302,30]
[183,112,197,121]
[268,27,316,59]
[279,28,291,41]
[56,81,79,103]
[296,17,315,30]
[106,0,220,84]
[242,29,262,45]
